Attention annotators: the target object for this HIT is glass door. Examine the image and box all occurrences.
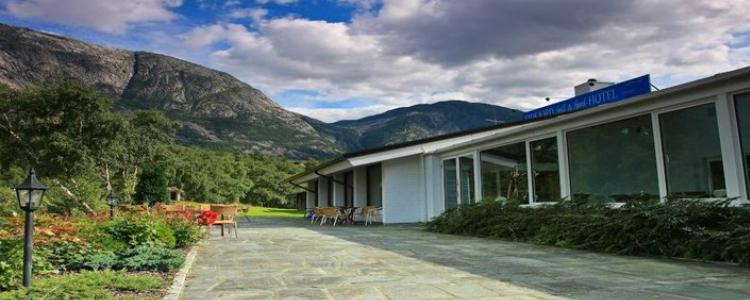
[443,154,476,209]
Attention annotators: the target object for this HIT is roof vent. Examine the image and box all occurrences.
[574,78,613,96]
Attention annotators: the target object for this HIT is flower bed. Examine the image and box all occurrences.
[0,208,204,297]
[425,198,750,266]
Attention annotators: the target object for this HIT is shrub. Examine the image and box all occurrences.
[426,199,750,266]
[117,246,184,272]
[167,215,203,248]
[197,210,218,226]
[74,251,119,271]
[99,214,176,249]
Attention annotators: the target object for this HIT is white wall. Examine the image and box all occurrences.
[382,155,425,223]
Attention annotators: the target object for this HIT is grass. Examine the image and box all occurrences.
[174,201,305,218]
[0,271,167,299]
[244,207,305,218]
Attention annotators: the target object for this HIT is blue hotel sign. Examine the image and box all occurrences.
[523,75,651,120]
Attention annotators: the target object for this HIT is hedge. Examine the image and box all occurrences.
[425,198,750,266]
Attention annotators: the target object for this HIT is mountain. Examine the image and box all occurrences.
[0,23,339,159]
[0,23,522,158]
[322,101,523,150]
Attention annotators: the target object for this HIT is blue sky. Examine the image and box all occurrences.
[1,0,749,122]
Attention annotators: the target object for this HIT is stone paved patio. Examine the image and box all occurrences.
[180,218,750,300]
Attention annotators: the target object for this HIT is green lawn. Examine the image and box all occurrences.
[245,207,305,218]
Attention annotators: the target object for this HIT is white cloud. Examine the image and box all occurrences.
[256,0,297,5]
[177,0,750,121]
[287,105,396,122]
[4,0,183,34]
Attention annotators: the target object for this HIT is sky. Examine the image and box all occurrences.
[1,0,749,122]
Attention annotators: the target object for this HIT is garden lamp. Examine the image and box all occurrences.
[14,168,47,291]
[107,191,118,219]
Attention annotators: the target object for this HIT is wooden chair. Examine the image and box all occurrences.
[318,207,339,226]
[359,206,379,226]
[310,207,322,224]
[210,205,239,238]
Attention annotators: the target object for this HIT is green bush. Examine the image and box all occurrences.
[168,217,203,248]
[73,251,119,271]
[0,271,165,299]
[117,246,184,272]
[425,199,750,266]
[100,215,176,249]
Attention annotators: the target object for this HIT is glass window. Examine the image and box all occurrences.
[366,164,382,207]
[531,137,560,202]
[344,172,354,207]
[735,92,750,195]
[443,159,458,209]
[660,103,725,198]
[567,115,659,202]
[459,156,475,204]
[481,142,528,203]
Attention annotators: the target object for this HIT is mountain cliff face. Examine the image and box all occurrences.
[0,23,523,159]
[0,23,339,159]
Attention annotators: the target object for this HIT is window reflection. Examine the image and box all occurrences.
[567,115,659,202]
[443,159,458,209]
[459,156,475,204]
[480,142,528,203]
[531,137,560,202]
[660,103,726,198]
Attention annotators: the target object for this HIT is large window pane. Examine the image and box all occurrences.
[481,142,528,203]
[660,103,725,198]
[366,164,382,207]
[735,93,750,195]
[344,171,354,207]
[531,137,560,202]
[443,159,458,209]
[459,156,475,204]
[567,115,659,202]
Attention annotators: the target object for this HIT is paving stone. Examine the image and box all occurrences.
[178,217,750,300]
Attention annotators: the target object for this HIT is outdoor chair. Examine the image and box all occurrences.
[318,207,339,226]
[310,207,322,224]
[210,204,239,238]
[359,206,379,226]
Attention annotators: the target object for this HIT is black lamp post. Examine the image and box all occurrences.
[14,168,47,291]
[107,191,118,219]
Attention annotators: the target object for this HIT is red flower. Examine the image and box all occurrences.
[197,211,218,225]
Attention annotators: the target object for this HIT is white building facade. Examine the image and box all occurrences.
[290,66,750,224]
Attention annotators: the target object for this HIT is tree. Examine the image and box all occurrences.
[0,81,127,213]
[134,163,170,204]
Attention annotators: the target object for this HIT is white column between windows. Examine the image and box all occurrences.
[525,141,535,204]
[651,112,668,201]
[715,93,747,204]
[557,130,571,200]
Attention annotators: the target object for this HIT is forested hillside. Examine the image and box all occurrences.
[0,81,306,215]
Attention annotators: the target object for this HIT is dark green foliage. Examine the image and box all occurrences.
[118,246,184,272]
[134,163,170,204]
[100,215,176,249]
[71,251,119,271]
[425,199,750,266]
